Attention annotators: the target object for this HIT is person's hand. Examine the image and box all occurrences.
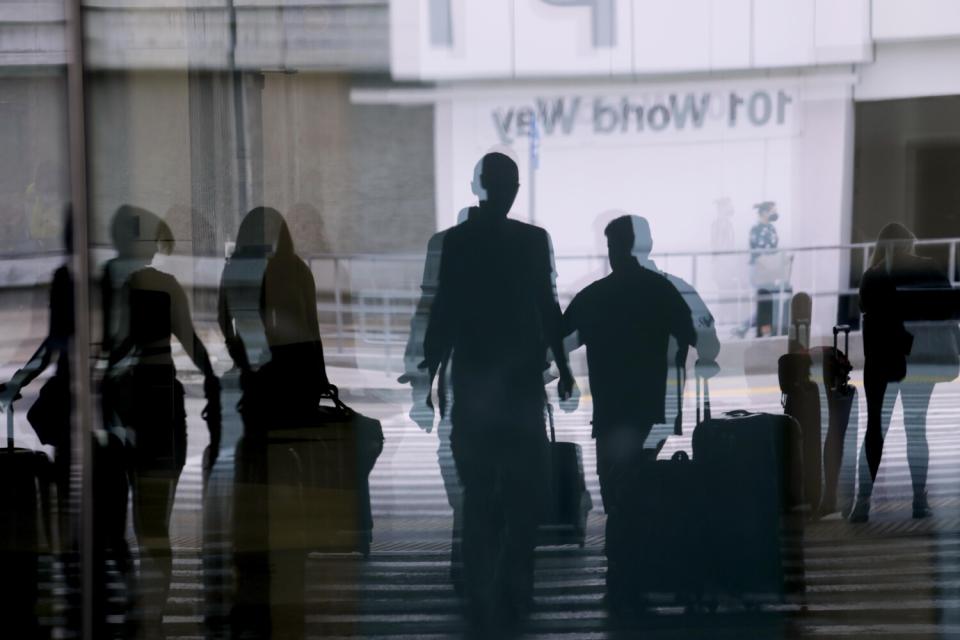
[0,382,20,413]
[559,376,580,414]
[558,370,577,404]
[399,369,435,432]
[409,397,435,433]
[202,443,219,481]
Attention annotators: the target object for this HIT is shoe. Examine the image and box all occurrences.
[848,499,870,523]
[913,494,933,519]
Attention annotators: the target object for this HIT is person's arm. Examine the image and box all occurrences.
[422,234,455,415]
[169,280,221,459]
[561,292,584,352]
[670,287,697,369]
[536,230,574,400]
[300,261,330,389]
[217,267,251,373]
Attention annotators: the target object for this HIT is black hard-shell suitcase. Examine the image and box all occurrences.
[610,368,706,605]
[234,385,384,557]
[538,404,592,547]
[0,400,52,634]
[692,396,806,601]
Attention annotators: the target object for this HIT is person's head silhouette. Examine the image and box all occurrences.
[110,204,174,261]
[870,222,916,271]
[605,216,638,272]
[235,206,288,259]
[479,152,519,218]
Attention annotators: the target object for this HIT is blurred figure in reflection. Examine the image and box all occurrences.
[423,152,575,631]
[749,201,785,337]
[100,205,221,633]
[628,215,721,375]
[851,223,959,522]
[561,215,701,608]
[219,207,289,380]
[399,162,483,594]
[0,209,74,547]
[216,206,288,637]
[0,208,73,636]
[227,207,330,638]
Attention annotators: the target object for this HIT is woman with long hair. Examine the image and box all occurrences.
[851,222,959,522]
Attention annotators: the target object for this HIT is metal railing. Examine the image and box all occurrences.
[5,237,960,370]
[306,237,960,366]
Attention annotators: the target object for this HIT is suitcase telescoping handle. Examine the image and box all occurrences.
[833,324,851,355]
[7,401,13,450]
[675,364,711,436]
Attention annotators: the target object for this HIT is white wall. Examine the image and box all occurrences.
[391,0,872,80]
[873,0,960,41]
[431,72,854,336]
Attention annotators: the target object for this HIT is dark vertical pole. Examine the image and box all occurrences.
[63,0,93,638]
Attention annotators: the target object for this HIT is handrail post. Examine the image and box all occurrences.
[384,292,392,376]
[334,257,344,354]
[950,240,957,286]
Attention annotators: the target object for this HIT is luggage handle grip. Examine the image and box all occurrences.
[833,324,851,354]
[319,384,351,413]
[546,402,556,444]
[676,363,710,436]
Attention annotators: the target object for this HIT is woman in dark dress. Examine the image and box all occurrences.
[101,205,221,632]
[851,222,959,522]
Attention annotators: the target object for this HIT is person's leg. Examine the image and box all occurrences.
[595,425,647,609]
[756,290,773,337]
[902,382,936,517]
[131,468,180,627]
[500,434,548,621]
[853,372,895,520]
[452,434,499,625]
[437,420,464,593]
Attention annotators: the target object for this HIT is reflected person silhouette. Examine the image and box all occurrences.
[0,208,73,636]
[423,152,575,632]
[561,215,700,610]
[100,205,221,633]
[0,210,74,549]
[851,223,959,522]
[399,162,482,594]
[229,208,331,638]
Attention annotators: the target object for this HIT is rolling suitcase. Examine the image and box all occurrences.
[234,385,384,557]
[609,366,706,607]
[538,403,592,547]
[692,387,805,602]
[820,324,858,517]
[0,400,52,635]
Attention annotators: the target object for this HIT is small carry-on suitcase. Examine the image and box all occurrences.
[0,400,52,635]
[538,403,592,547]
[692,388,806,602]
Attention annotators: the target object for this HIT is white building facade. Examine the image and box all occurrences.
[386,0,960,337]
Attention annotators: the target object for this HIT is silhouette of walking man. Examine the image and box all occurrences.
[422,152,574,631]
[561,215,699,608]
